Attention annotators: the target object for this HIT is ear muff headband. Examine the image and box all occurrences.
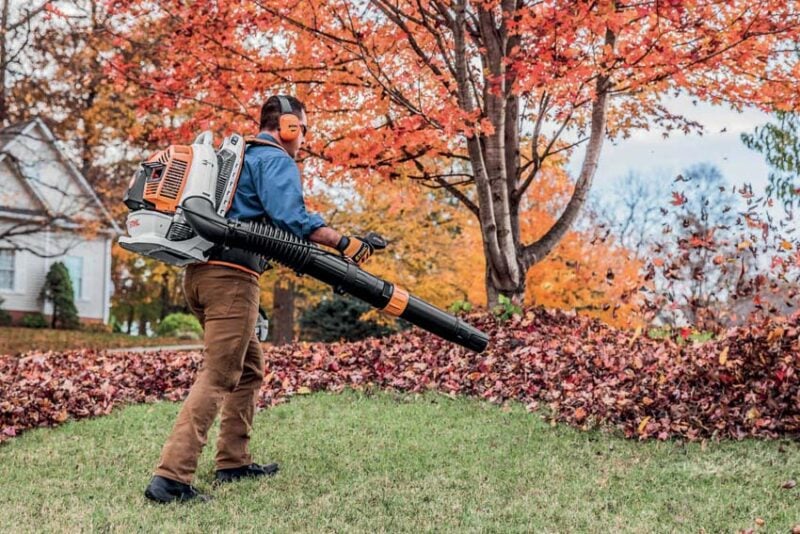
[277,95,301,142]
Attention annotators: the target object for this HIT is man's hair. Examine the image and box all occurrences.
[259,95,305,131]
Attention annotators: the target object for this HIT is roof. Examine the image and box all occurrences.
[0,118,36,138]
[0,117,122,234]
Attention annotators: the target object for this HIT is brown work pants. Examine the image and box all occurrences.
[154,264,263,485]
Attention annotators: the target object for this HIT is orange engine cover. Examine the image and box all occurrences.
[142,145,193,213]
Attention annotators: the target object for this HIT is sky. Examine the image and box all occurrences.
[570,94,775,200]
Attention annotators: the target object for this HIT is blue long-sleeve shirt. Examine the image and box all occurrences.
[227,133,326,239]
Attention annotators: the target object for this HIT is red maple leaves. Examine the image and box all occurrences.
[1,307,798,443]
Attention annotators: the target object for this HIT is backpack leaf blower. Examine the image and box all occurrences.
[119,132,489,353]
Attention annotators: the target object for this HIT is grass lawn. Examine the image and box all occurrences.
[0,391,797,533]
[0,327,190,355]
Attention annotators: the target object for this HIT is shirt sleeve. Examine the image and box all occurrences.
[254,154,327,239]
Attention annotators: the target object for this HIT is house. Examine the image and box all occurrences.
[0,118,120,325]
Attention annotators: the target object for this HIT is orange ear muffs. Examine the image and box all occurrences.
[277,95,301,142]
[279,113,301,142]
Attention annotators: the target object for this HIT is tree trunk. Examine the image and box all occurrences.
[0,0,8,126]
[159,274,170,320]
[126,306,134,335]
[138,315,147,337]
[272,279,295,345]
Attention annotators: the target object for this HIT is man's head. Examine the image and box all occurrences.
[259,95,307,158]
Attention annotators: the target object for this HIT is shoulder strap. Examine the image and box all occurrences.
[244,136,288,154]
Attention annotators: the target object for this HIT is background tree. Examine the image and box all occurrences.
[650,164,742,329]
[0,0,56,125]
[7,0,161,201]
[742,111,800,213]
[107,0,800,306]
[590,171,671,258]
[111,247,187,335]
[522,163,647,327]
[1,0,184,331]
[299,294,399,343]
[0,296,11,326]
[1,0,157,264]
[40,261,80,329]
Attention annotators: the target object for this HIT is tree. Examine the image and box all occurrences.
[108,0,800,306]
[0,0,56,125]
[590,171,671,258]
[299,294,398,342]
[520,163,648,327]
[0,295,11,325]
[1,0,148,257]
[7,0,161,200]
[742,111,800,212]
[271,277,295,344]
[111,246,186,335]
[632,163,800,331]
[40,261,80,329]
[649,164,743,329]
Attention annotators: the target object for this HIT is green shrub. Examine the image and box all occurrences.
[0,296,11,326]
[492,294,522,322]
[109,315,123,334]
[40,262,80,329]
[21,312,48,329]
[448,299,473,314]
[299,294,398,342]
[156,312,202,339]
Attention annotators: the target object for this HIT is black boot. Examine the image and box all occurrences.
[214,462,280,484]
[144,475,211,504]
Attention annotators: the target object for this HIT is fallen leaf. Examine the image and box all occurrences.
[638,417,651,435]
[719,346,729,365]
[767,328,784,343]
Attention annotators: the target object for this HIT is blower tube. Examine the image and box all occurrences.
[181,196,489,353]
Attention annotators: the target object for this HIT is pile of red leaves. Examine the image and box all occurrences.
[2,307,798,443]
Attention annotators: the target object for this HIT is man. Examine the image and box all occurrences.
[144,95,373,503]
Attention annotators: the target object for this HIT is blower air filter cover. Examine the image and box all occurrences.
[119,210,211,266]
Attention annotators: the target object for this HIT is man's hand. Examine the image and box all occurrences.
[336,235,374,265]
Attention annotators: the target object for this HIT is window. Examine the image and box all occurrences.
[0,250,14,290]
[64,256,83,299]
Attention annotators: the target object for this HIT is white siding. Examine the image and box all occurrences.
[0,222,110,320]
[0,159,41,210]
[0,223,47,313]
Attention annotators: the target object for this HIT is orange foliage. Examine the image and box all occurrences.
[334,178,486,309]
[105,1,800,177]
[258,177,486,321]
[521,166,647,328]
